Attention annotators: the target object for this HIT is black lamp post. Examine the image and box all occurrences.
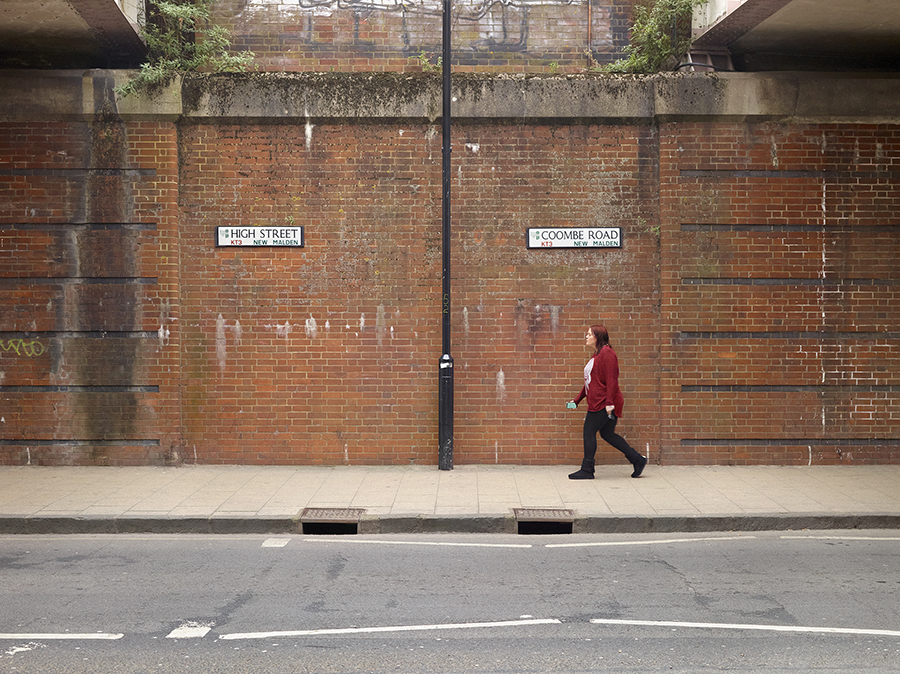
[438,0,454,471]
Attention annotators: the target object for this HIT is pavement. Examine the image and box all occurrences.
[1,464,899,535]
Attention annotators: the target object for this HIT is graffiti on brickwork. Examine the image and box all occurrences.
[240,0,579,19]
[0,339,46,357]
[236,0,583,49]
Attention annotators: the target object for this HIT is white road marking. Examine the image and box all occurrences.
[546,535,754,548]
[0,633,123,640]
[303,538,532,549]
[220,618,561,640]
[590,618,900,638]
[166,621,214,639]
[4,643,43,656]
[262,538,290,547]
[781,535,900,541]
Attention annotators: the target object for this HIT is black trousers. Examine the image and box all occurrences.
[582,411,642,472]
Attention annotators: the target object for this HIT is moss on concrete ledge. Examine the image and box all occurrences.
[2,70,900,124]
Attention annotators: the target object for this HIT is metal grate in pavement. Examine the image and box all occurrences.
[514,508,575,535]
[300,507,366,535]
[300,507,367,523]
[514,508,575,522]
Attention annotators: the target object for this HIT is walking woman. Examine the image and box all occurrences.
[569,325,647,479]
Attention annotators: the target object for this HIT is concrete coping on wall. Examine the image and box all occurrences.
[1,70,900,124]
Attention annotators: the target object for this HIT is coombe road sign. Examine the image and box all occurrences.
[527,227,621,249]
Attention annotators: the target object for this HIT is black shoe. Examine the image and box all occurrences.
[631,455,647,478]
[568,469,594,480]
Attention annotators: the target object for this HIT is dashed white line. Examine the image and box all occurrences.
[590,618,900,638]
[166,621,214,639]
[220,618,561,640]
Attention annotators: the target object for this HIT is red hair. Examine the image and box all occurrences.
[589,325,610,352]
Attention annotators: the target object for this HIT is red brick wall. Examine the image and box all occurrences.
[449,123,660,466]
[214,0,635,74]
[177,121,443,464]
[0,106,182,465]
[2,75,899,467]
[659,122,900,464]
[173,120,658,467]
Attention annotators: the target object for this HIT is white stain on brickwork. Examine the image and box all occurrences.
[305,317,318,339]
[216,314,227,372]
[158,325,170,347]
[233,320,242,344]
[463,307,470,336]
[305,106,315,151]
[466,143,480,153]
[816,174,829,427]
[496,368,506,402]
[820,181,828,330]
[276,322,292,339]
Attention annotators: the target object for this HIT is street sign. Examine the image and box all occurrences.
[527,227,621,249]
[216,226,304,247]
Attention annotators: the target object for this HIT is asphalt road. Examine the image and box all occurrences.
[1,531,899,673]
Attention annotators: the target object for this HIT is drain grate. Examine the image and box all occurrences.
[300,508,366,535]
[514,508,575,535]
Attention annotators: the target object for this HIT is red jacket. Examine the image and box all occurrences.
[574,345,625,416]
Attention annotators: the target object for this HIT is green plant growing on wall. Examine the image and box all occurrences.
[598,0,707,74]
[117,0,255,98]
[415,51,443,73]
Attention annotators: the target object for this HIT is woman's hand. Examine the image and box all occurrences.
[605,405,615,414]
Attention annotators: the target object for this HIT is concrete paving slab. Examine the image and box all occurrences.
[0,464,898,534]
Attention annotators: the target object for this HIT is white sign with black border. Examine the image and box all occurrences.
[216,226,304,247]
[527,227,621,249]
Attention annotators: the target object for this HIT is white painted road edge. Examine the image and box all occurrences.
[546,535,755,548]
[590,619,900,638]
[0,633,123,640]
[5,616,900,644]
[219,618,561,640]
[781,535,900,541]
[303,538,532,549]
